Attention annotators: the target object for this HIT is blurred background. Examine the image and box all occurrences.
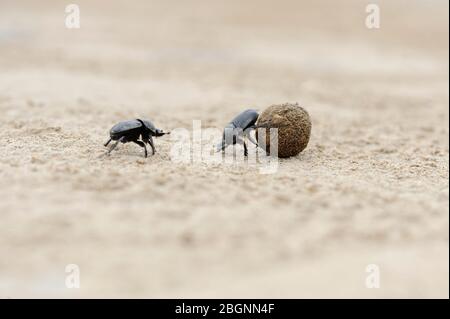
[0,0,448,298]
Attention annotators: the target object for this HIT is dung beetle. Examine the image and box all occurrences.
[104,119,169,158]
[216,109,259,156]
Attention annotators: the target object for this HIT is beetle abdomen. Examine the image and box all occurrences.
[231,109,259,130]
[110,120,143,139]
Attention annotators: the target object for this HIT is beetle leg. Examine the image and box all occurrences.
[147,136,156,155]
[104,138,112,147]
[235,137,249,157]
[106,137,125,155]
[133,140,148,158]
[243,141,248,156]
[106,140,120,155]
[216,139,226,153]
[245,128,258,146]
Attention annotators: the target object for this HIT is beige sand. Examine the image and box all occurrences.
[0,0,448,298]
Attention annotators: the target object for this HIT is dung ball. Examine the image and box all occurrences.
[256,103,311,158]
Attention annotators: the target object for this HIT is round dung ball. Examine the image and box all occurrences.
[256,103,311,158]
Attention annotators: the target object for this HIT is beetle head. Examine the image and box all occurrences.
[154,129,170,137]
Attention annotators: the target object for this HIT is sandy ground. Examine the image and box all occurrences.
[0,0,448,298]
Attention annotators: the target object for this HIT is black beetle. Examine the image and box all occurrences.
[104,119,169,158]
[216,109,259,156]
